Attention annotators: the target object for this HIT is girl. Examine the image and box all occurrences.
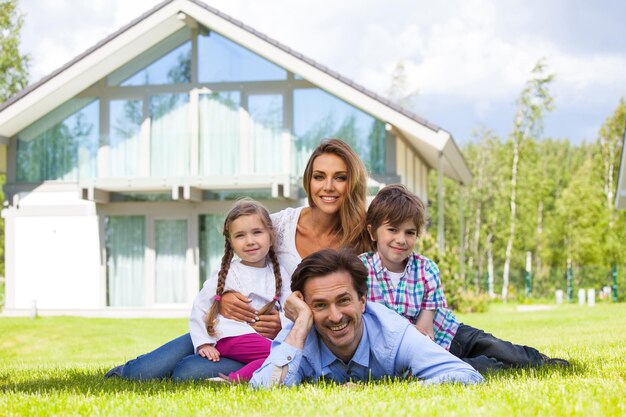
[105,198,290,382]
[189,198,291,382]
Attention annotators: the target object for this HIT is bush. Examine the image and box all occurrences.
[451,288,490,313]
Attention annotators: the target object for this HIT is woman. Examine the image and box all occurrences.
[105,138,369,381]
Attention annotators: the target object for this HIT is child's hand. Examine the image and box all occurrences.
[414,323,435,341]
[197,344,221,361]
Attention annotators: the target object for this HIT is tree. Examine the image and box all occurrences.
[387,60,418,111]
[501,60,554,301]
[0,0,29,102]
[1,0,29,278]
[597,100,626,264]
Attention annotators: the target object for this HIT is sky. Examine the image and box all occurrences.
[18,0,626,146]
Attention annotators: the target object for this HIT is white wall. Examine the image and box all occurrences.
[6,188,104,309]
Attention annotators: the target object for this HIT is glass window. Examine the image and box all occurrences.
[106,216,145,307]
[109,99,142,177]
[154,219,188,304]
[198,91,241,176]
[17,99,99,182]
[198,31,286,82]
[248,94,285,174]
[151,93,190,177]
[199,214,226,289]
[293,88,385,174]
[120,41,192,86]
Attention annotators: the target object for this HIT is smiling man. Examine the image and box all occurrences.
[250,249,484,387]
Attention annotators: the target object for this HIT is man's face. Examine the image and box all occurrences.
[303,271,366,363]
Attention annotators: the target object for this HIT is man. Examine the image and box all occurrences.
[250,249,484,387]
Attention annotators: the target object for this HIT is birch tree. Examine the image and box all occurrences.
[501,60,554,301]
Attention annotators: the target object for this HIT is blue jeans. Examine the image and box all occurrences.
[449,324,546,373]
[114,333,244,381]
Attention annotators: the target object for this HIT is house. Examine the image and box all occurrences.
[0,0,471,317]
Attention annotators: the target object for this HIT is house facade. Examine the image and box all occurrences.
[0,0,471,317]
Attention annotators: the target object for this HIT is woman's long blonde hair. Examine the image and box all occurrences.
[205,199,283,337]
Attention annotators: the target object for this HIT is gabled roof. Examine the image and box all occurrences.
[0,0,471,184]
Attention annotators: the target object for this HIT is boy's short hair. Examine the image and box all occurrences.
[366,184,428,245]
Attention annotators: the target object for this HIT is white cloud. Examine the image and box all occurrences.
[16,0,626,144]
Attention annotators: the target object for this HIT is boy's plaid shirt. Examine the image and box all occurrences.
[359,251,459,350]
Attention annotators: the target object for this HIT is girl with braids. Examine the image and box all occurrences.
[189,199,291,382]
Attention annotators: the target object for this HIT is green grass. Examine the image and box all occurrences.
[1,303,625,416]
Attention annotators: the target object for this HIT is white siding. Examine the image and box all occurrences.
[13,215,101,309]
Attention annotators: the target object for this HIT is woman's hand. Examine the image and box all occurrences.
[219,292,258,323]
[251,310,282,339]
[197,344,220,361]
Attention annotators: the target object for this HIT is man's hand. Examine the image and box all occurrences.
[220,292,258,323]
[283,291,314,349]
[284,291,311,322]
[197,344,221,361]
[251,310,282,339]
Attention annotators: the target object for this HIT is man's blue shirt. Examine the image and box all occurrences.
[250,302,484,387]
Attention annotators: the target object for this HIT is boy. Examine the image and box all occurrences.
[359,184,569,373]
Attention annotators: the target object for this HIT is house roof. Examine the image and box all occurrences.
[616,123,626,209]
[0,0,472,184]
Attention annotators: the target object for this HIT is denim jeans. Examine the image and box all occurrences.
[114,333,244,381]
[449,324,546,373]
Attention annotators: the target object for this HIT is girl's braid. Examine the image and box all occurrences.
[256,246,282,315]
[205,240,233,336]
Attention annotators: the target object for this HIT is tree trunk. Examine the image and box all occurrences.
[487,235,495,298]
[536,199,543,276]
[502,136,520,302]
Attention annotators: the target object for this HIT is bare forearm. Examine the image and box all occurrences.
[284,315,313,349]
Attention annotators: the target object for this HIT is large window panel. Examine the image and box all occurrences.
[293,89,385,175]
[198,31,286,82]
[17,99,99,182]
[199,214,226,288]
[106,216,145,307]
[198,91,241,176]
[154,219,188,304]
[248,94,285,174]
[151,93,190,177]
[120,41,192,86]
[109,99,142,177]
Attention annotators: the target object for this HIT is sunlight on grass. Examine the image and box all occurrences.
[1,303,625,416]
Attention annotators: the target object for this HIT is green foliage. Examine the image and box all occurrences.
[0,0,29,102]
[2,305,626,416]
[426,58,626,301]
[1,0,29,284]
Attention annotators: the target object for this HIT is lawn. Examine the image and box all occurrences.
[1,303,625,417]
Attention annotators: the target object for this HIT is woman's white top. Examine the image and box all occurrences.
[189,259,292,351]
[270,206,305,278]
